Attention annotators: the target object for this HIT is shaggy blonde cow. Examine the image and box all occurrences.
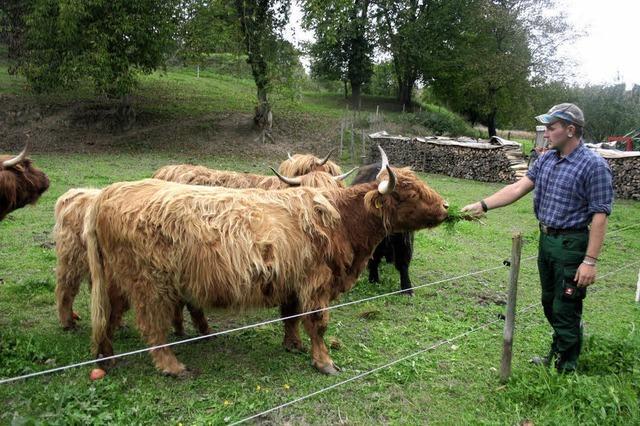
[53,188,210,335]
[86,147,449,377]
[277,148,342,177]
[152,163,355,190]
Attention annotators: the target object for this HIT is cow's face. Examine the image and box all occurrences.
[0,150,50,220]
[364,147,448,232]
[388,168,448,230]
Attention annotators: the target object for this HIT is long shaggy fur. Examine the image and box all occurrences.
[87,168,447,375]
[277,154,342,177]
[55,188,210,335]
[53,188,101,329]
[0,154,49,220]
[153,164,344,189]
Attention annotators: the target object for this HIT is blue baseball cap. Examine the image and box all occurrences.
[535,103,585,127]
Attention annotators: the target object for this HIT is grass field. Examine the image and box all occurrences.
[1,152,638,425]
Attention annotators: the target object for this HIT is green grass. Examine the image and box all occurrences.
[1,153,638,425]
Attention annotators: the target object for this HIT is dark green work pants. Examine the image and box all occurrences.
[537,231,589,372]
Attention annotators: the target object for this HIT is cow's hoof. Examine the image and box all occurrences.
[400,290,414,297]
[173,329,186,338]
[161,363,188,378]
[315,362,341,375]
[283,341,307,354]
[368,277,380,284]
[62,322,77,331]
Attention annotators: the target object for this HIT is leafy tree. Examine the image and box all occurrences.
[570,83,640,142]
[303,0,374,108]
[233,0,291,130]
[364,61,396,97]
[429,0,574,136]
[21,0,180,126]
[373,0,430,108]
[177,0,243,65]
[0,0,33,74]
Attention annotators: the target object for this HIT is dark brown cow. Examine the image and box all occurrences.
[0,145,50,220]
[86,147,448,376]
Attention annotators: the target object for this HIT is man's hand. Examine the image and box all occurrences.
[461,202,485,218]
[574,263,596,287]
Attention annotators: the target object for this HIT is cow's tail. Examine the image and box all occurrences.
[84,197,110,356]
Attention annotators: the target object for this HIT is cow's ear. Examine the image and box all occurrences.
[364,189,393,217]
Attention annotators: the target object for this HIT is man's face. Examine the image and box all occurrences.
[544,121,574,150]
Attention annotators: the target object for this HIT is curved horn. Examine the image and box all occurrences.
[378,165,397,195]
[270,167,302,186]
[315,147,337,166]
[2,144,28,168]
[287,152,294,160]
[376,145,390,179]
[333,167,358,181]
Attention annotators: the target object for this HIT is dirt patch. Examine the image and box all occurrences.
[0,94,342,160]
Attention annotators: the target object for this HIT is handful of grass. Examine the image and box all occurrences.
[443,203,483,231]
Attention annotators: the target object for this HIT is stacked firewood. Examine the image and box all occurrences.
[603,156,640,200]
[368,133,527,184]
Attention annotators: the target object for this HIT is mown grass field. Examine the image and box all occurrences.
[0,152,638,425]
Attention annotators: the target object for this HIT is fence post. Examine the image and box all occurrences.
[350,116,355,162]
[500,232,522,383]
[635,268,640,303]
[361,129,366,164]
[339,119,344,159]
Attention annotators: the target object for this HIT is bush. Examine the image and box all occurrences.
[396,103,479,137]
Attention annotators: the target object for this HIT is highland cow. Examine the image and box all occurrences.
[0,145,50,220]
[86,147,448,377]
[277,148,342,177]
[53,188,210,335]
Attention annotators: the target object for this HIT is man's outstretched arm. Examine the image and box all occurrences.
[462,176,535,216]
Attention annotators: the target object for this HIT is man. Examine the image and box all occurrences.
[462,103,613,372]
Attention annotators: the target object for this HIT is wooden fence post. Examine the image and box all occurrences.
[350,116,355,162]
[500,232,522,383]
[339,119,344,159]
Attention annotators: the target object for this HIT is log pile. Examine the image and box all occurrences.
[368,133,526,183]
[368,132,640,200]
[599,154,640,200]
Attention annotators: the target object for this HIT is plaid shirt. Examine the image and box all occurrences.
[526,142,613,229]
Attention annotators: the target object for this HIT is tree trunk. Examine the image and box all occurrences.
[351,81,362,110]
[117,94,136,131]
[487,109,498,137]
[235,0,272,125]
[399,80,414,111]
[344,80,349,99]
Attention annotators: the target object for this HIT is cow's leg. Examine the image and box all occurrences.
[368,243,384,284]
[172,301,186,337]
[55,259,85,330]
[392,232,414,296]
[96,290,127,369]
[280,296,305,353]
[186,303,211,336]
[134,294,186,376]
[109,284,130,332]
[302,306,338,375]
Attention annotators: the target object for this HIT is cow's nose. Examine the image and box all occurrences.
[443,201,449,210]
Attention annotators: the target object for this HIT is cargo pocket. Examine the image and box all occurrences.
[562,267,587,301]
